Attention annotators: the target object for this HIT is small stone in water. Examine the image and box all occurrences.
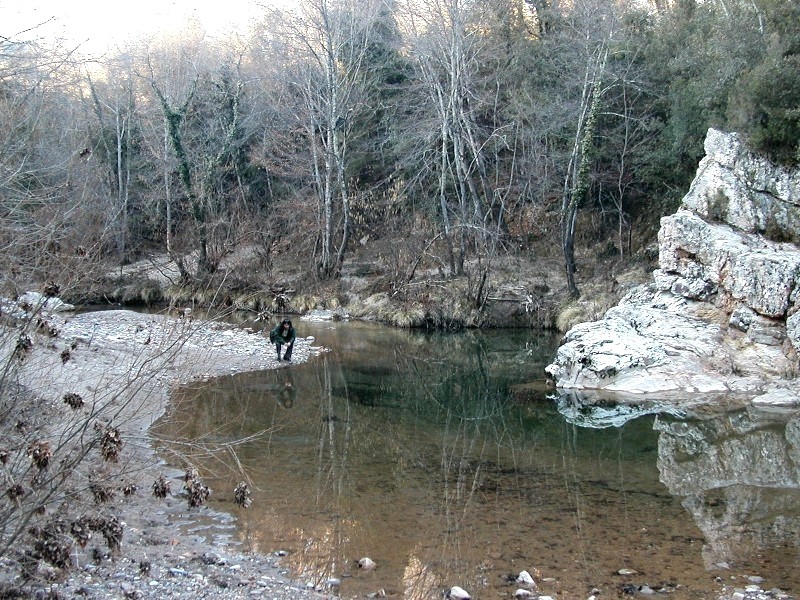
[639,585,655,595]
[516,570,536,587]
[448,585,471,600]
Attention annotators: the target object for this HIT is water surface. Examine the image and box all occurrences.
[153,321,800,599]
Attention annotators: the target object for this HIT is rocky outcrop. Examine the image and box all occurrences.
[680,127,800,241]
[546,129,800,399]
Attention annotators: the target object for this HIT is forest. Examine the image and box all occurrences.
[2,0,799,327]
[0,0,799,588]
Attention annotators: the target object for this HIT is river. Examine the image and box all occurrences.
[153,319,800,599]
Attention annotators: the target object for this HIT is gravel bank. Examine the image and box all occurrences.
[1,306,329,599]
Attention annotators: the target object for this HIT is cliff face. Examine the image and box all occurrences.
[545,129,800,403]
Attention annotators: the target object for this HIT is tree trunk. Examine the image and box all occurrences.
[149,77,200,281]
[439,116,457,275]
[163,118,173,255]
[561,44,608,299]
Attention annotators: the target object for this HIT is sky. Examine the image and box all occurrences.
[3,0,291,54]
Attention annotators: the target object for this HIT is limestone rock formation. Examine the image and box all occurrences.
[546,129,799,399]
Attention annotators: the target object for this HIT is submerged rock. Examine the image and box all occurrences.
[448,586,471,600]
[516,570,537,588]
[555,392,691,428]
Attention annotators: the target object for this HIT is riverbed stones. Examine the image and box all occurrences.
[516,570,536,588]
[448,585,471,600]
[0,301,332,600]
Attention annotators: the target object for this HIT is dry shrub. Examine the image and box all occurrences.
[556,303,590,333]
[13,335,33,360]
[70,516,93,548]
[99,426,123,462]
[286,293,323,314]
[556,285,620,333]
[234,482,252,508]
[152,475,170,499]
[91,516,123,554]
[183,467,211,508]
[62,392,84,410]
[29,520,71,569]
[26,441,51,471]
[89,482,115,504]
[386,303,426,328]
[185,478,211,508]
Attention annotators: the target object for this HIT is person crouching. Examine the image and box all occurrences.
[269,318,296,362]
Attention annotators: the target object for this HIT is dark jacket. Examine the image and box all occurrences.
[270,323,296,345]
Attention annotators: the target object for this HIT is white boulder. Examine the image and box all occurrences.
[448,586,470,600]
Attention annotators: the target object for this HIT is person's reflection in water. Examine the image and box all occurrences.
[278,370,297,408]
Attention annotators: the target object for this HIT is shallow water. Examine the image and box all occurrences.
[153,321,800,599]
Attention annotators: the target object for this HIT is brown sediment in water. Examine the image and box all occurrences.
[154,322,800,600]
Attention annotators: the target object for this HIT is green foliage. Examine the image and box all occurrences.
[708,189,730,223]
[724,0,800,164]
[729,55,800,165]
[644,0,799,171]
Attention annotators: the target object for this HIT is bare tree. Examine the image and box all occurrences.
[0,35,114,297]
[398,0,516,281]
[138,34,253,281]
[519,0,621,298]
[85,56,141,262]
[270,0,387,279]
[561,41,609,298]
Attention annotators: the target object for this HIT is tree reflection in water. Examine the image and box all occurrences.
[154,322,800,599]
